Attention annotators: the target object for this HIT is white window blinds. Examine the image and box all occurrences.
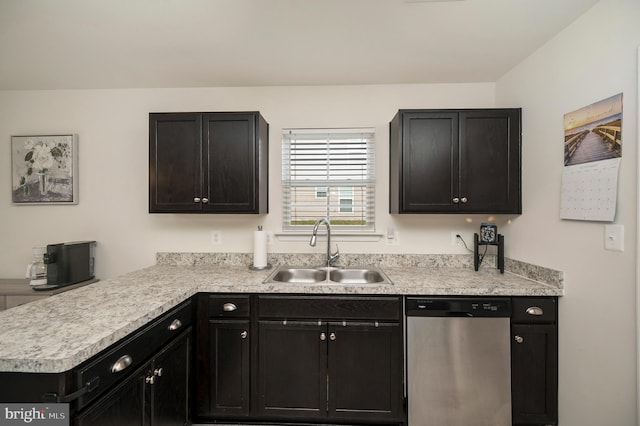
[282,128,375,232]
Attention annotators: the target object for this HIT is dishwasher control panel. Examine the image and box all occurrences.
[405,297,512,317]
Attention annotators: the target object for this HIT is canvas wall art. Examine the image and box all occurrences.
[560,93,622,221]
[11,134,78,205]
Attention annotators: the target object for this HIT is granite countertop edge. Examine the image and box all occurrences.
[0,253,563,374]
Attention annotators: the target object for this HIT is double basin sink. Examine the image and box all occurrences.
[264,265,393,285]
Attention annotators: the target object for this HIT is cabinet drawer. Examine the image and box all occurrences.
[208,295,250,317]
[511,297,556,323]
[76,300,193,409]
[258,296,401,321]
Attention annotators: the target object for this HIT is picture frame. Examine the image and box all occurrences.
[11,134,79,205]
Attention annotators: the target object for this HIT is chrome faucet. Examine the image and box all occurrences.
[310,218,339,268]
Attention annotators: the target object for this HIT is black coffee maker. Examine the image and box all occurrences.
[474,223,504,273]
[44,241,96,287]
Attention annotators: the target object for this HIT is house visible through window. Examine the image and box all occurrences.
[282,128,375,232]
[339,187,354,213]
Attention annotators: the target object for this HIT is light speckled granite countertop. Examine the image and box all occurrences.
[0,253,562,374]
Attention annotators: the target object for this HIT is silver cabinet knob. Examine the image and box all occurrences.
[453,197,460,204]
[460,197,468,203]
[223,303,237,312]
[202,198,209,204]
[320,332,326,341]
[145,375,155,385]
[194,197,201,203]
[154,368,163,377]
[168,319,182,331]
[514,335,524,344]
[526,306,544,316]
[240,330,248,339]
[329,332,336,341]
[110,355,133,373]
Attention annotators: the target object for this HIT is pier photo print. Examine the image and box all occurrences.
[560,93,623,221]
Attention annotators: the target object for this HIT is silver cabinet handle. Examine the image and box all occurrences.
[320,332,326,341]
[202,198,209,204]
[154,368,163,377]
[168,319,182,331]
[145,375,155,385]
[526,306,544,316]
[515,335,524,344]
[460,197,468,203]
[240,330,248,339]
[223,303,238,312]
[111,355,133,373]
[194,197,201,203]
[453,197,460,204]
[329,332,336,341]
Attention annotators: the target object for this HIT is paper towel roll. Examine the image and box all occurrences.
[253,228,268,268]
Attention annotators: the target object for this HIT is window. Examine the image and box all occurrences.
[315,187,328,198]
[282,128,375,232]
[339,187,354,213]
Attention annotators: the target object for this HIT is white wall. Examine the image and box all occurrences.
[0,83,499,279]
[496,0,639,424]
[4,2,636,423]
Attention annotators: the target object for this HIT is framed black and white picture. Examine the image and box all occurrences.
[11,134,79,205]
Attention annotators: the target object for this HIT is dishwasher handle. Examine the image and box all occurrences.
[444,312,474,317]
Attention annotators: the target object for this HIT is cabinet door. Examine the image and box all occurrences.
[327,322,403,422]
[75,363,148,426]
[203,113,257,212]
[149,113,203,212]
[206,319,251,417]
[459,109,521,213]
[400,111,459,212]
[150,329,191,426]
[257,321,326,420]
[511,324,558,425]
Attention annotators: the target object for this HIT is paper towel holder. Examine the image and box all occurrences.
[250,226,273,271]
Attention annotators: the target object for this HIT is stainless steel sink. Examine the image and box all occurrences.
[268,267,326,284]
[329,268,388,284]
[263,265,392,285]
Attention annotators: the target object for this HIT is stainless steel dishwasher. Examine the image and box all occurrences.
[406,297,512,426]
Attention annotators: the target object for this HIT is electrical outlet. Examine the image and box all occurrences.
[386,228,400,246]
[266,231,274,245]
[451,231,472,249]
[211,231,222,245]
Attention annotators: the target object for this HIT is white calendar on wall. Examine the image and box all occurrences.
[560,93,623,222]
[560,158,620,221]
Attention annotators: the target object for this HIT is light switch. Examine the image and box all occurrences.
[604,225,624,252]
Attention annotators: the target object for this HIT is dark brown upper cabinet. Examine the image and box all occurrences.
[149,112,268,213]
[390,108,521,214]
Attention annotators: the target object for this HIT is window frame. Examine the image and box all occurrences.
[281,128,376,233]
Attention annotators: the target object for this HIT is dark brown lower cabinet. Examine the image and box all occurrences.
[205,319,251,417]
[327,322,403,421]
[75,328,191,426]
[511,297,558,425]
[194,294,252,420]
[75,362,146,426]
[258,321,327,419]
[256,295,404,425]
[258,320,403,423]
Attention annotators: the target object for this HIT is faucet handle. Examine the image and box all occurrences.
[329,244,340,265]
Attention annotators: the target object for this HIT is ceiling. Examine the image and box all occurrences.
[0,0,599,90]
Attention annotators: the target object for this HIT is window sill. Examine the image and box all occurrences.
[274,232,385,243]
